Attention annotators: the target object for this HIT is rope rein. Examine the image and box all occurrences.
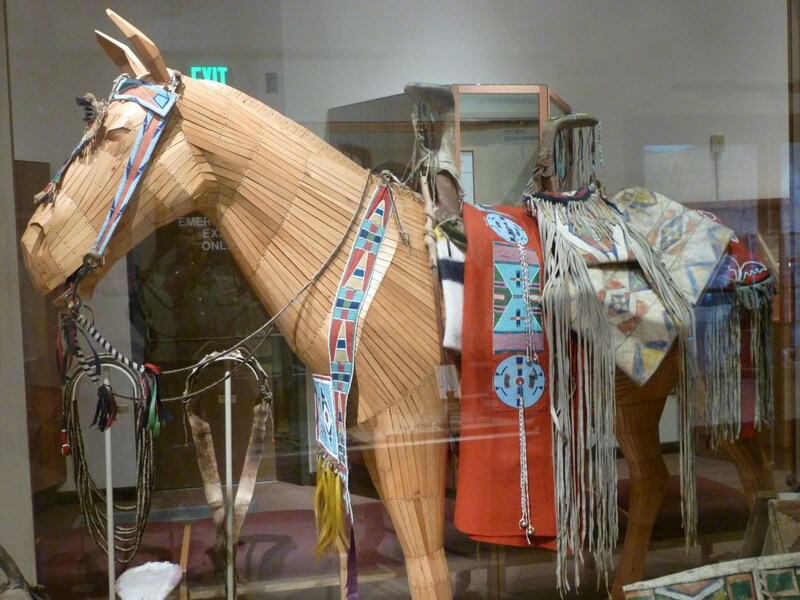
[62,354,155,565]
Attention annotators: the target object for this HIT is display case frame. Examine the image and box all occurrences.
[327,83,572,205]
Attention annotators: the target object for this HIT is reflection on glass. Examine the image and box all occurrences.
[459,93,540,205]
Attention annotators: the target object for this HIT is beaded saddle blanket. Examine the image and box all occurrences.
[623,552,800,600]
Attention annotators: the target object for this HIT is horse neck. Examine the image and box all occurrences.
[181,80,372,351]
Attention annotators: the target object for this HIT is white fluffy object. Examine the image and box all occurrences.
[115,561,183,600]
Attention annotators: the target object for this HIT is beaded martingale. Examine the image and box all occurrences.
[313,181,398,599]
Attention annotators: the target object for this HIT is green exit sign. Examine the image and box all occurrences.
[189,65,229,84]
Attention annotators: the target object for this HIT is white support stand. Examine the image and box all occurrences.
[225,370,234,600]
[103,374,115,599]
[98,359,241,599]
[96,364,138,599]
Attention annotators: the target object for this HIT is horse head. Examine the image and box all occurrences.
[20,10,207,301]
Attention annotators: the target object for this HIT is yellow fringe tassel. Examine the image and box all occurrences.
[314,456,346,556]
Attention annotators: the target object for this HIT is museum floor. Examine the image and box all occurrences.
[32,451,791,599]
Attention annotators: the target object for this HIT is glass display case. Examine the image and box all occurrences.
[2,3,798,600]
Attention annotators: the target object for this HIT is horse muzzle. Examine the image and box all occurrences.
[20,221,66,295]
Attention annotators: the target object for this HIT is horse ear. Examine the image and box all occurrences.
[95,30,149,79]
[105,9,171,83]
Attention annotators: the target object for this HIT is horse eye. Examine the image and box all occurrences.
[104,126,131,156]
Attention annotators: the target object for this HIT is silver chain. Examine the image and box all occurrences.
[517,239,536,542]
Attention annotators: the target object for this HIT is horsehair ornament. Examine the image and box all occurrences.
[33,95,108,207]
[58,303,165,435]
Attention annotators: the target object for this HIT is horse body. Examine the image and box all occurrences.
[179,78,443,423]
[23,75,443,420]
[22,53,451,596]
[19,11,774,600]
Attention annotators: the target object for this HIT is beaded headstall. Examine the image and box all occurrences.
[36,74,180,275]
[52,75,180,433]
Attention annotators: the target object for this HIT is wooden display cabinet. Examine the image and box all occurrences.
[326,84,571,206]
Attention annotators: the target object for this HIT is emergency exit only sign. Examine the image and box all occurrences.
[189,65,229,84]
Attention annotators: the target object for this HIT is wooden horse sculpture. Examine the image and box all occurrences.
[20,10,773,599]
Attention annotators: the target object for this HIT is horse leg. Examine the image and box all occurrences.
[720,434,775,510]
[611,355,678,599]
[612,392,668,599]
[362,372,451,599]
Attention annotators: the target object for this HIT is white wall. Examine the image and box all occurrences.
[7,0,789,201]
[0,0,36,581]
[7,1,286,173]
[276,0,789,200]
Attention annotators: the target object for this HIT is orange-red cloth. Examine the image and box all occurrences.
[454,204,556,548]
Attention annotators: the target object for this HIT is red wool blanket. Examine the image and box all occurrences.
[454,203,556,548]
